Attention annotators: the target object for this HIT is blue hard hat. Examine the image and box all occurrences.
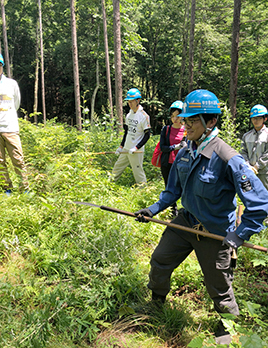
[181,89,221,117]
[169,100,183,110]
[0,53,4,66]
[124,88,142,100]
[250,104,268,118]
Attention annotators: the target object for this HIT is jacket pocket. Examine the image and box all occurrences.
[196,168,220,199]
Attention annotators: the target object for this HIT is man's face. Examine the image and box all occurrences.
[184,115,217,142]
[251,116,266,131]
[184,116,204,141]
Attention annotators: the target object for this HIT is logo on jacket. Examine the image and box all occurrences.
[241,179,252,192]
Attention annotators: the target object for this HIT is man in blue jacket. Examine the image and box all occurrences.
[135,89,268,345]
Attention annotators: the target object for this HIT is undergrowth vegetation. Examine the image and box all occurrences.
[0,115,267,348]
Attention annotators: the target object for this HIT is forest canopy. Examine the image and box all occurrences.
[2,0,268,134]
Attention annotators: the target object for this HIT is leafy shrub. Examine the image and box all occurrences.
[0,121,267,347]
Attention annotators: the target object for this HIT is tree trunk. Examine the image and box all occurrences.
[112,0,123,129]
[101,0,114,121]
[188,0,196,93]
[1,0,11,78]
[229,0,241,120]
[91,25,100,125]
[178,0,190,99]
[70,0,82,131]
[34,21,39,125]
[38,0,46,124]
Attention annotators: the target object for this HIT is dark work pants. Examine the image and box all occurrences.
[148,209,239,315]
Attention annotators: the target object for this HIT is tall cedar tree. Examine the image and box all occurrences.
[70,0,82,131]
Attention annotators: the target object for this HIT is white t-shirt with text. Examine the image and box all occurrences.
[124,105,151,151]
[0,74,21,133]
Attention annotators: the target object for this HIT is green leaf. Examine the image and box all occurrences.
[187,334,206,348]
[118,305,135,318]
[240,333,265,348]
[252,259,266,267]
[243,301,261,316]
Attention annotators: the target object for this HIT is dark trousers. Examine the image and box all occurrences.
[148,209,239,315]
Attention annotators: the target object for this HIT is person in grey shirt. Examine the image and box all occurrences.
[240,104,268,190]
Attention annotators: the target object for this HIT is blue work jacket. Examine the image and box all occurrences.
[149,137,268,240]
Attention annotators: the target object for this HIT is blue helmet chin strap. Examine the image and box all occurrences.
[196,115,214,142]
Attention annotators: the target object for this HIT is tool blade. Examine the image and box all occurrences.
[68,201,101,208]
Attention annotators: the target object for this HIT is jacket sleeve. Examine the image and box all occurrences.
[240,134,249,163]
[149,154,182,215]
[160,126,175,152]
[255,143,268,171]
[228,155,268,240]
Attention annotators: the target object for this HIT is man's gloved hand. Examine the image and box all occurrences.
[222,231,244,249]
[129,146,137,154]
[134,208,154,223]
[115,147,123,155]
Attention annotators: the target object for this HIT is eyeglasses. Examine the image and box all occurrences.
[184,117,200,127]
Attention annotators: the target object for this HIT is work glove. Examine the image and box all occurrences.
[129,146,137,154]
[174,141,187,150]
[180,140,187,148]
[222,231,244,249]
[174,143,182,150]
[134,208,154,223]
[115,147,123,155]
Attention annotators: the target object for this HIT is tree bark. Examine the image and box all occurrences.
[34,21,39,125]
[101,0,114,121]
[1,0,11,78]
[113,0,123,129]
[229,0,241,119]
[188,0,196,93]
[70,0,82,131]
[178,0,190,99]
[91,25,100,125]
[38,0,46,124]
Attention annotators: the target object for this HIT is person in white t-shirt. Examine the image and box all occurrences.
[0,53,29,195]
[112,88,151,184]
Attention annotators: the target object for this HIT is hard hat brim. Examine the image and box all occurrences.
[181,110,221,118]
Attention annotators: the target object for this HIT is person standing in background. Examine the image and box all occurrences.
[240,104,268,190]
[112,88,151,185]
[0,53,29,195]
[160,101,187,216]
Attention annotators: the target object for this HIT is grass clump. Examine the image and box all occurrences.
[0,120,267,347]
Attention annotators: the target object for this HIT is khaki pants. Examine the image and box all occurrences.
[0,132,29,190]
[112,151,147,184]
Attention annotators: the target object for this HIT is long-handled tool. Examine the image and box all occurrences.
[68,201,267,253]
[89,151,143,155]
